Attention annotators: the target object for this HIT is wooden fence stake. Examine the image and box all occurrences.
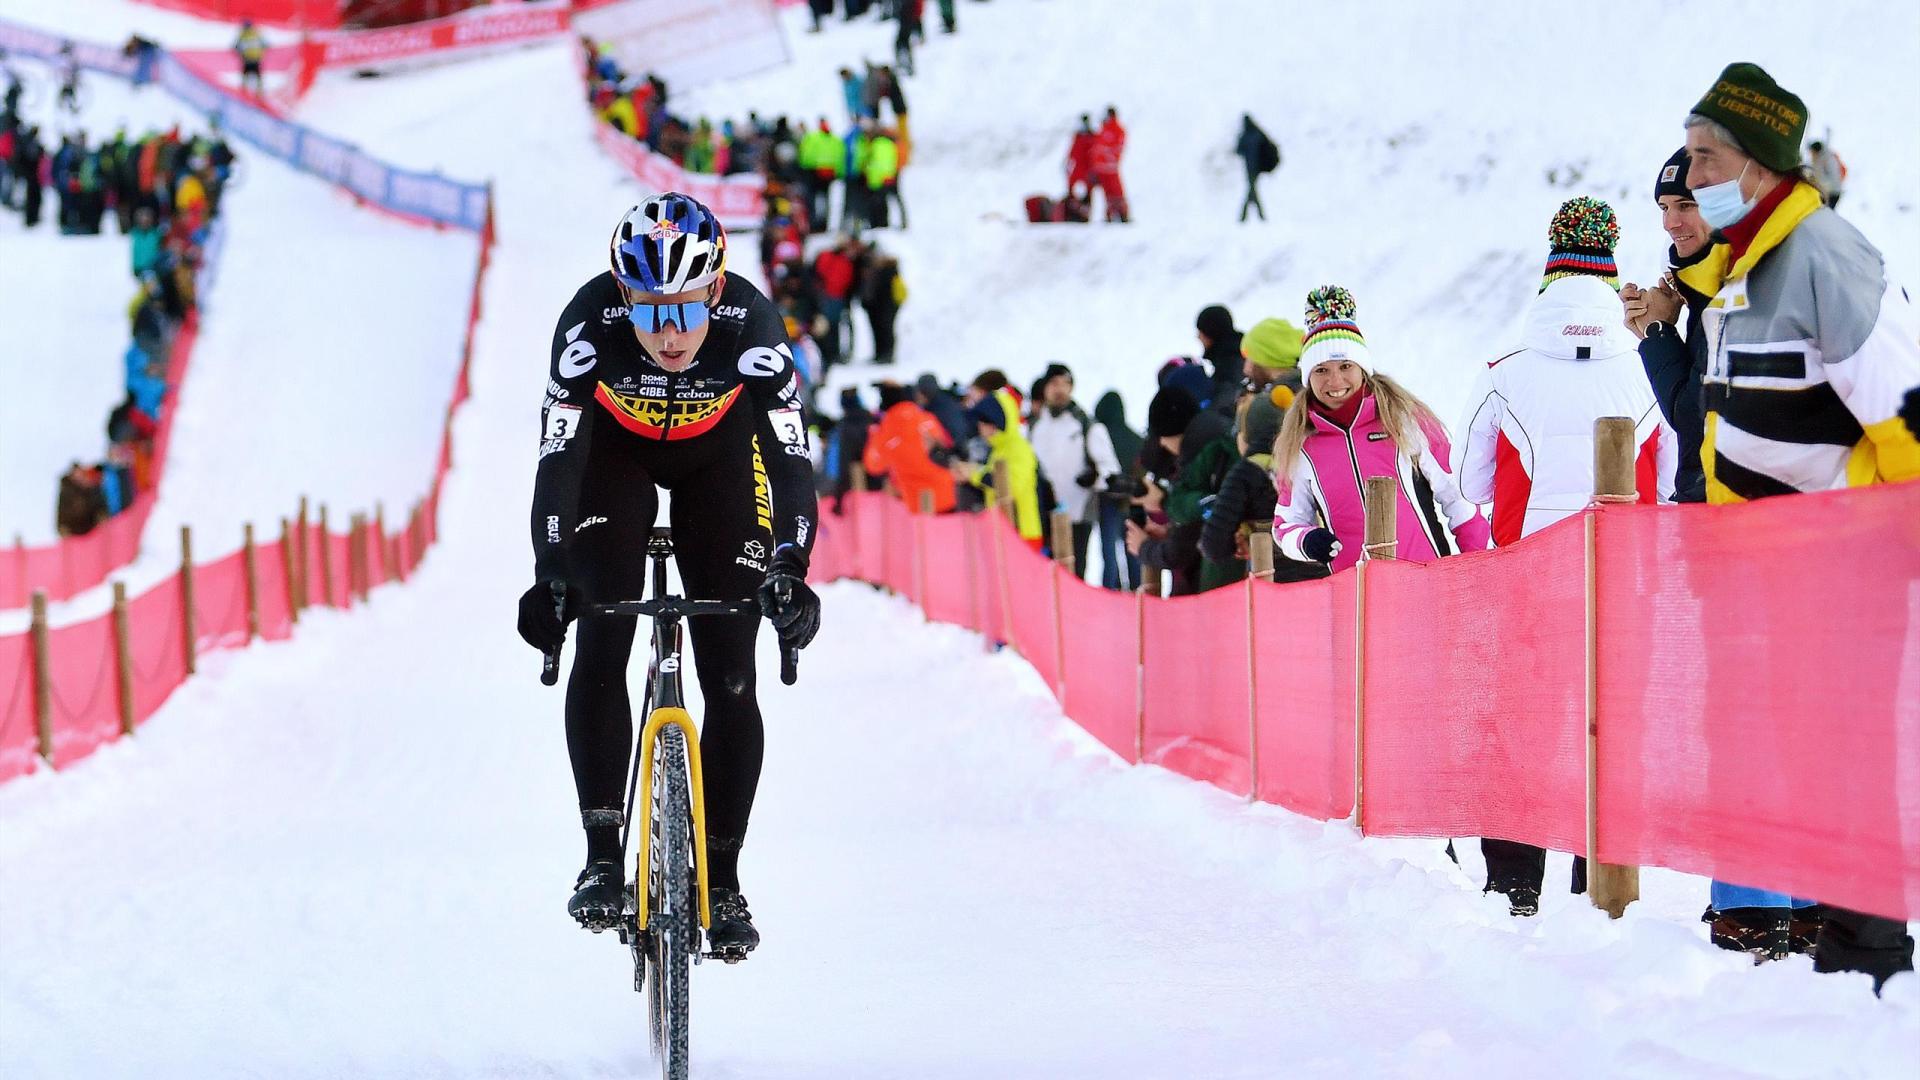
[280,517,299,625]
[349,513,366,603]
[1049,511,1074,570]
[1134,577,1147,764]
[179,525,197,676]
[317,505,334,609]
[242,523,260,642]
[1049,518,1068,701]
[295,497,310,612]
[374,502,388,586]
[1354,478,1398,831]
[991,459,1013,525]
[112,582,134,736]
[1249,527,1275,580]
[30,590,52,764]
[1587,417,1642,919]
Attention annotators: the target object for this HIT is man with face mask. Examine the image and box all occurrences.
[1622,148,1714,503]
[1682,64,1919,992]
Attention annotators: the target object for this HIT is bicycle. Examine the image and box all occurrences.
[538,527,797,1079]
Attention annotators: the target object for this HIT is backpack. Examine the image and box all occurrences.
[1024,194,1053,222]
[1256,134,1280,175]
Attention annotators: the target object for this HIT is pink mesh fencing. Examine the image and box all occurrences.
[1360,525,1587,852]
[255,540,296,641]
[1058,581,1140,762]
[880,497,915,598]
[0,634,37,781]
[1142,586,1254,795]
[998,521,1061,692]
[1596,489,1920,919]
[1253,573,1353,820]
[127,577,189,729]
[44,615,121,767]
[193,552,253,653]
[920,512,977,629]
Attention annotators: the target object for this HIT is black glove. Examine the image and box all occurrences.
[517,579,576,652]
[1301,527,1342,564]
[756,552,820,650]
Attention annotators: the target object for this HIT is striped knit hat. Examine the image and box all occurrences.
[1298,285,1372,376]
[1542,196,1620,292]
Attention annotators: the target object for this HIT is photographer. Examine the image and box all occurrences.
[1029,364,1123,582]
[1127,384,1235,595]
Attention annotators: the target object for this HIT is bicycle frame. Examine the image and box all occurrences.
[628,533,714,933]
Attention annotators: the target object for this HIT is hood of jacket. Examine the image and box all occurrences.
[1520,275,1637,361]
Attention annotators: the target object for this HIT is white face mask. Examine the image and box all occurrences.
[1695,160,1756,230]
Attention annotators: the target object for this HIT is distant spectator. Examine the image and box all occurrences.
[1090,390,1143,589]
[56,463,107,536]
[865,124,905,229]
[914,373,971,448]
[937,0,957,33]
[1029,364,1123,581]
[1239,317,1305,404]
[1090,106,1128,222]
[129,205,162,277]
[235,20,267,98]
[1064,114,1097,203]
[862,253,903,364]
[808,0,833,33]
[1235,113,1280,222]
[894,0,923,76]
[951,389,1043,547]
[863,380,956,513]
[1129,384,1234,595]
[831,387,877,513]
[1807,139,1846,209]
[1195,304,1244,408]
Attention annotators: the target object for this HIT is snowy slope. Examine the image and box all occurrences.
[676,0,1920,425]
[0,56,205,543]
[2,2,1918,1076]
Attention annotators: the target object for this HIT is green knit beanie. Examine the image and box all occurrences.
[1240,318,1304,371]
[1691,62,1807,173]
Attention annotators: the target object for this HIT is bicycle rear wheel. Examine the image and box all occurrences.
[644,725,696,1080]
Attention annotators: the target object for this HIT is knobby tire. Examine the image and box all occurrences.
[645,726,695,1080]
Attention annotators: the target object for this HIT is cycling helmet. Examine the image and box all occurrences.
[609,193,727,295]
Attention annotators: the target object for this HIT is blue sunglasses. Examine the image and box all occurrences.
[626,298,711,333]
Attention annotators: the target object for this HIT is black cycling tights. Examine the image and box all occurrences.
[563,432,774,892]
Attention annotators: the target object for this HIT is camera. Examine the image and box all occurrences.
[1100,473,1149,501]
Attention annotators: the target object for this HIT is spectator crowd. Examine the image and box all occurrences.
[822,62,1920,994]
[3,61,234,537]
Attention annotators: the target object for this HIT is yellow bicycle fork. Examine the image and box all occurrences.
[633,706,713,931]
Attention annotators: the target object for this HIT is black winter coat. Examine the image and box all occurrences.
[1639,245,1711,503]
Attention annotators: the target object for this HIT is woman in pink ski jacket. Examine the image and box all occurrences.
[1271,286,1490,571]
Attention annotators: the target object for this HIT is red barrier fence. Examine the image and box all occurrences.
[0,194,493,785]
[4,305,204,610]
[813,483,1920,921]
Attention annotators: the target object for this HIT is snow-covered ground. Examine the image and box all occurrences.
[4,577,1915,1079]
[0,51,478,616]
[2,1,1917,1075]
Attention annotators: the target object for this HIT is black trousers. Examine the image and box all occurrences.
[1240,166,1265,221]
[564,424,772,890]
[1814,906,1914,992]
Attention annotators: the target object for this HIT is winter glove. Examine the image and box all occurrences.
[1301,528,1342,564]
[517,578,577,653]
[757,551,821,651]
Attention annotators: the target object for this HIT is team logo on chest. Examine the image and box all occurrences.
[595,381,743,440]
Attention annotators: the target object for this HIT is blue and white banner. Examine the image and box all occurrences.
[0,17,491,235]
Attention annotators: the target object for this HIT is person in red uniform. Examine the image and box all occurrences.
[1091,106,1128,223]
[1065,114,1096,202]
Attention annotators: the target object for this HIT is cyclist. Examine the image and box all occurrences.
[517,193,822,958]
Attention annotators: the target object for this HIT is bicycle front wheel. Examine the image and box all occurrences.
[644,725,696,1080]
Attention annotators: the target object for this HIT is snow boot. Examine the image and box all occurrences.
[568,858,629,932]
[1788,904,1825,955]
[1709,907,1790,962]
[1505,888,1541,918]
[706,888,760,961]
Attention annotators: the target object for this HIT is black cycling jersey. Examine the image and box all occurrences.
[531,271,817,584]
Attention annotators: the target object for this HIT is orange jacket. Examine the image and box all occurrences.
[862,401,955,513]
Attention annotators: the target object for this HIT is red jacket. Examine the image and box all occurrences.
[1092,117,1125,174]
[814,249,855,301]
[1066,130,1095,183]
